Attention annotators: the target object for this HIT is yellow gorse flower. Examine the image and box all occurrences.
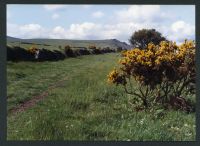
[107,68,119,83]
[107,39,195,110]
[108,40,195,85]
[28,45,39,54]
[119,40,194,67]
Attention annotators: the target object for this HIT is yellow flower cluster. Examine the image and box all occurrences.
[119,40,195,67]
[107,68,120,84]
[107,40,195,110]
[107,68,126,85]
[28,46,39,54]
[119,46,154,67]
[108,40,195,85]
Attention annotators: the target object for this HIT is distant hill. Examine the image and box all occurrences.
[7,36,131,50]
[7,36,21,42]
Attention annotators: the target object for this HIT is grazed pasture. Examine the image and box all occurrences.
[7,53,195,140]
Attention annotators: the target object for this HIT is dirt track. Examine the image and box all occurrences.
[9,77,68,115]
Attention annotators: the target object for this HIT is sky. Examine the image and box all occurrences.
[7,5,195,44]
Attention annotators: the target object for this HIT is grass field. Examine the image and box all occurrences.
[7,41,61,51]
[7,37,131,51]
[7,53,196,141]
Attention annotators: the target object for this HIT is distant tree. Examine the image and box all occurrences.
[129,29,167,49]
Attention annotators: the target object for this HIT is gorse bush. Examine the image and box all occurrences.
[108,40,195,111]
[28,45,39,54]
[88,45,97,50]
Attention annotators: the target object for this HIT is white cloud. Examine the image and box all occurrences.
[49,26,66,39]
[7,20,195,44]
[43,5,66,11]
[171,21,194,35]
[67,22,101,39]
[48,22,152,41]
[7,4,195,44]
[7,5,195,44]
[113,5,195,43]
[115,5,173,24]
[116,5,161,22]
[7,23,48,39]
[92,11,104,18]
[20,24,41,31]
[53,26,65,34]
[52,13,60,19]
[19,24,47,38]
[168,20,195,43]
[48,23,101,39]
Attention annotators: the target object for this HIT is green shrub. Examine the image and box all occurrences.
[64,45,75,57]
[116,47,123,52]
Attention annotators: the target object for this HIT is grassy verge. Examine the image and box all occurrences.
[7,53,196,140]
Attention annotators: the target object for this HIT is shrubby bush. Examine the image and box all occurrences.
[108,40,195,112]
[28,46,40,59]
[116,47,123,52]
[7,46,34,61]
[7,46,65,61]
[92,48,102,55]
[74,49,91,56]
[88,45,97,50]
[38,49,65,61]
[7,43,118,62]
[28,46,39,54]
[101,47,115,53]
[88,45,103,54]
[64,45,75,57]
[129,29,167,49]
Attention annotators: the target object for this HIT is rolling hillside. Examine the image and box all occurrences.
[7,36,131,51]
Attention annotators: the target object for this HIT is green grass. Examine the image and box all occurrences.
[7,37,131,51]
[7,53,196,141]
[7,41,62,51]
